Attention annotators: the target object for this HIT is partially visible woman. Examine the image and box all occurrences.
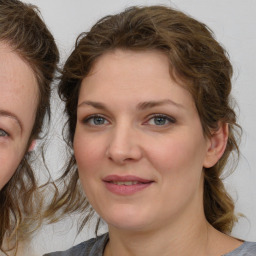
[0,0,59,254]
[46,5,256,256]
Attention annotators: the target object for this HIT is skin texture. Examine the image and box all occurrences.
[74,50,241,256]
[0,42,38,190]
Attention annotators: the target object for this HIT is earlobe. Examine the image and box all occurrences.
[28,139,37,152]
[203,123,228,168]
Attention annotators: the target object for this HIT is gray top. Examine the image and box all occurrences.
[43,234,108,256]
[43,233,256,256]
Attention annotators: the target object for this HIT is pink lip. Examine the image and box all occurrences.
[103,175,154,196]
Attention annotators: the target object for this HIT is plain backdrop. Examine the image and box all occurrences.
[20,0,256,255]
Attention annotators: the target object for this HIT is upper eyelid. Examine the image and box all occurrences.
[0,128,9,137]
[0,112,22,132]
[82,114,110,125]
[0,117,21,136]
[83,114,108,120]
[146,113,176,122]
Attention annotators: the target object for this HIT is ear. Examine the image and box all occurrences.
[203,123,228,168]
[28,139,37,152]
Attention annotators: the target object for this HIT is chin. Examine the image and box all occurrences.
[109,220,151,232]
[102,209,153,232]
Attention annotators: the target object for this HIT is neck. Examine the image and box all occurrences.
[105,214,214,256]
[105,222,241,256]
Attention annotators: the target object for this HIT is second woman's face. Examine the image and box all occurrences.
[0,42,38,189]
[74,50,212,232]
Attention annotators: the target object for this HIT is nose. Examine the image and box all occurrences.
[106,124,143,164]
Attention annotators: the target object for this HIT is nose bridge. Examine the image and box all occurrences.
[106,120,142,163]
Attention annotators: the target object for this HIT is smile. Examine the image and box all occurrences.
[110,181,142,185]
[103,175,153,195]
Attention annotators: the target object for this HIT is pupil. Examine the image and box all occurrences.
[0,130,6,136]
[94,117,104,125]
[154,117,166,125]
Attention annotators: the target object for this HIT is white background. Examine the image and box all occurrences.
[21,0,256,255]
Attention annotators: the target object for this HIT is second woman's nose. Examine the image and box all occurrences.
[105,123,143,165]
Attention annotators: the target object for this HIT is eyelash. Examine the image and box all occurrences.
[82,114,176,127]
[0,128,9,137]
[82,115,110,126]
[145,114,176,126]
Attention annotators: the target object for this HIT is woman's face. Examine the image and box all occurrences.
[0,42,38,189]
[74,49,215,232]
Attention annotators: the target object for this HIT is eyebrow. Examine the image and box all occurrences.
[0,110,23,131]
[78,101,107,110]
[78,99,184,111]
[136,99,184,110]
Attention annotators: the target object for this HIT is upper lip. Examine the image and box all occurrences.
[103,175,153,183]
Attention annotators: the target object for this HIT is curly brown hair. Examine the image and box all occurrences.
[0,0,59,253]
[53,5,240,235]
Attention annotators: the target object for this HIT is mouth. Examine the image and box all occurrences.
[103,175,153,184]
[103,175,154,195]
[109,181,146,185]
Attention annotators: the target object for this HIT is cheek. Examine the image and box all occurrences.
[146,135,206,216]
[147,132,207,182]
[0,133,33,190]
[73,133,107,206]
[74,132,105,176]
[0,150,23,189]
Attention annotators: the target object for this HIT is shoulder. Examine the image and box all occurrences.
[43,233,109,256]
[225,241,256,256]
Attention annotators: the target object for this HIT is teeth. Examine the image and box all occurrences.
[112,181,139,185]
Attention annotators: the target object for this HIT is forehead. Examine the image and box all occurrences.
[83,50,169,93]
[80,49,195,110]
[0,42,36,84]
[87,49,190,89]
[0,42,38,129]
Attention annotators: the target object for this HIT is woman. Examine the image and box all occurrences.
[0,0,59,254]
[46,5,256,256]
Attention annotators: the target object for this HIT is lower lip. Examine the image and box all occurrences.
[104,182,153,195]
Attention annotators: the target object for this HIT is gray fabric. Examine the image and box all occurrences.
[224,241,256,256]
[44,233,256,256]
[43,233,108,256]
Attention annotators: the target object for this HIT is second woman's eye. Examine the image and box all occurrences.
[83,115,109,126]
[146,114,176,126]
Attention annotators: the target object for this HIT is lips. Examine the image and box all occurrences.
[103,175,153,195]
[111,181,141,185]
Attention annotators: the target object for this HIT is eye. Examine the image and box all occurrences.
[146,114,176,126]
[0,129,8,137]
[83,115,110,126]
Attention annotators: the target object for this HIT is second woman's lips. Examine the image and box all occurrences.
[103,175,153,184]
[103,175,154,195]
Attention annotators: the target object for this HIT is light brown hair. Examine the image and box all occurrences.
[0,0,59,253]
[53,5,240,235]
